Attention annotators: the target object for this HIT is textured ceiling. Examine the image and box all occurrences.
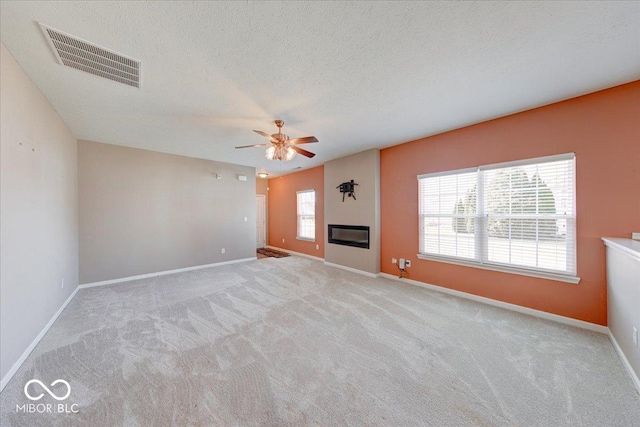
[1,1,639,176]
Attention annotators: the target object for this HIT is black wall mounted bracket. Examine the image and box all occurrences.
[336,180,358,202]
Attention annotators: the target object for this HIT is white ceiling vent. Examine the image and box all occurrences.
[40,24,141,88]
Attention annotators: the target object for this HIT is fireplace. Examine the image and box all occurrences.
[328,224,370,249]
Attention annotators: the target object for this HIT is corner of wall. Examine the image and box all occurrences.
[0,42,80,384]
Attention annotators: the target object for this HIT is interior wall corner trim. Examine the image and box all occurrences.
[378,273,608,334]
[323,261,380,278]
[0,286,80,392]
[79,257,257,289]
[608,330,640,395]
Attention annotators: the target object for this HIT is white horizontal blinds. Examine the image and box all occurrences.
[296,190,315,239]
[419,170,478,259]
[482,156,575,275]
[418,153,576,277]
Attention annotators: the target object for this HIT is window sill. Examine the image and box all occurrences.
[296,236,315,242]
[416,253,580,284]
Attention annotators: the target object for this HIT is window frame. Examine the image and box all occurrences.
[417,153,579,284]
[296,189,316,242]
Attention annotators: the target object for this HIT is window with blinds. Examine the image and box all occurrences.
[296,190,316,241]
[418,153,577,282]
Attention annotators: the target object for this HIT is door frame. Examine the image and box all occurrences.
[256,194,266,248]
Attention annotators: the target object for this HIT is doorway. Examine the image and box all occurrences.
[256,195,266,249]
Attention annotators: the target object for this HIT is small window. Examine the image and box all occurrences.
[418,153,577,283]
[297,190,315,241]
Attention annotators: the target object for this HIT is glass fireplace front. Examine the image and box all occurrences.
[328,224,370,249]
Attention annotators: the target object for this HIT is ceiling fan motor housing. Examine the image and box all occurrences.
[236,119,317,160]
[271,134,289,142]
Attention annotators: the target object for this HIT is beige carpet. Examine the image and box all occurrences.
[1,257,639,426]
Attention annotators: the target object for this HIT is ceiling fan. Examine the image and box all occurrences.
[235,120,318,161]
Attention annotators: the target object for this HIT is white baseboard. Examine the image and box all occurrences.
[2,257,636,398]
[264,247,379,279]
[378,273,608,334]
[324,261,380,278]
[0,257,258,392]
[80,257,257,289]
[266,246,324,262]
[0,286,80,392]
[608,330,640,395]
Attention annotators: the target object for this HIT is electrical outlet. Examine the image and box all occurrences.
[634,327,638,346]
[61,278,64,289]
[392,258,397,264]
[244,216,248,222]
[282,238,285,243]
[221,248,225,254]
[405,260,411,268]
[399,258,405,269]
[316,244,319,250]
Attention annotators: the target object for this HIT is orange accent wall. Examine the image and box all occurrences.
[380,81,640,325]
[268,165,324,258]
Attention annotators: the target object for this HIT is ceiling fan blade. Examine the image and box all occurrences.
[290,145,316,158]
[253,130,279,143]
[235,143,270,149]
[288,136,318,145]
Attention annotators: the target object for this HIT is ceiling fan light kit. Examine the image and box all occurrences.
[265,145,296,161]
[236,120,318,162]
[265,145,276,159]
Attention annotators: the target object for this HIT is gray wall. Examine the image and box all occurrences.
[78,140,256,284]
[324,149,380,274]
[606,244,640,384]
[0,43,79,383]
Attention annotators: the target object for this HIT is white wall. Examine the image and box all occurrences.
[606,244,640,387]
[0,43,79,383]
[256,177,269,246]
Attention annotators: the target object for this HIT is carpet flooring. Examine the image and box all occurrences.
[1,257,639,426]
